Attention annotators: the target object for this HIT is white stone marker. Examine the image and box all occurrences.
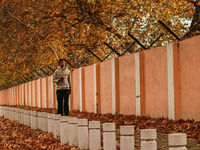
[37,112,43,130]
[23,110,27,126]
[78,119,88,149]
[0,106,2,117]
[13,108,17,121]
[6,107,9,119]
[27,110,31,127]
[120,126,135,150]
[168,133,187,150]
[1,106,4,117]
[10,108,13,121]
[15,108,19,122]
[41,112,48,132]
[30,110,34,129]
[20,109,24,124]
[68,117,78,146]
[26,110,29,126]
[17,108,21,123]
[103,123,116,150]
[2,107,5,118]
[53,114,61,138]
[32,111,38,129]
[5,107,8,119]
[13,108,15,121]
[141,129,157,150]
[12,108,16,121]
[48,113,54,133]
[60,116,69,144]
[89,121,101,150]
[23,109,26,125]
[9,108,12,120]
[12,108,14,120]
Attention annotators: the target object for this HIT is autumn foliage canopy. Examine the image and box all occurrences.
[0,0,197,87]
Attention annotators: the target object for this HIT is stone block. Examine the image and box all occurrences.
[68,117,78,146]
[120,126,134,135]
[141,129,157,140]
[60,117,69,144]
[168,133,187,146]
[78,119,88,149]
[141,141,157,150]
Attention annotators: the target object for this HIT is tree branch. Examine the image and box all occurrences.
[47,42,59,61]
[6,11,27,27]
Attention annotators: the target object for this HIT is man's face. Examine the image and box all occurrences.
[59,60,66,67]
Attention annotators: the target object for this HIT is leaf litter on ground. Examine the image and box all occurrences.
[2,105,200,149]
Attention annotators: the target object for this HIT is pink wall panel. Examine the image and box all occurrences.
[84,65,95,112]
[0,90,7,105]
[40,78,46,108]
[47,75,54,108]
[179,36,200,120]
[100,60,112,114]
[72,69,80,110]
[143,46,168,118]
[118,54,136,115]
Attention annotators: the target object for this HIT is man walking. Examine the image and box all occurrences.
[53,59,71,116]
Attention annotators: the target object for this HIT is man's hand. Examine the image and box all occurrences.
[58,77,64,82]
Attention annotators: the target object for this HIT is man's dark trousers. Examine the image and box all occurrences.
[56,89,69,116]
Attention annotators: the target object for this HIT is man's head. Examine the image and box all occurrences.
[59,59,66,67]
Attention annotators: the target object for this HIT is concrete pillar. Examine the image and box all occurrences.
[7,107,10,120]
[120,126,135,150]
[13,108,16,121]
[32,111,38,129]
[10,108,13,121]
[37,112,43,130]
[89,121,101,150]
[4,107,7,119]
[26,110,31,127]
[168,133,187,150]
[68,117,78,146]
[23,110,27,126]
[53,114,61,137]
[23,109,27,125]
[12,108,15,121]
[30,110,34,129]
[15,108,19,122]
[41,112,48,132]
[48,113,54,133]
[9,107,12,120]
[17,108,20,123]
[1,106,4,117]
[103,123,116,150]
[10,108,13,120]
[141,129,157,150]
[20,109,24,125]
[3,106,5,117]
[0,106,2,117]
[1,106,3,117]
[60,116,69,144]
[7,107,10,119]
[78,119,88,149]
[5,107,9,119]
[0,106,3,117]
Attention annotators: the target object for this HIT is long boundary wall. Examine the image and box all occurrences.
[1,36,200,121]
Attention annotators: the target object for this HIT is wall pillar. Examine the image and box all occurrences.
[167,42,181,120]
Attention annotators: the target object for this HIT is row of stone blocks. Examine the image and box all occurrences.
[0,106,187,150]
